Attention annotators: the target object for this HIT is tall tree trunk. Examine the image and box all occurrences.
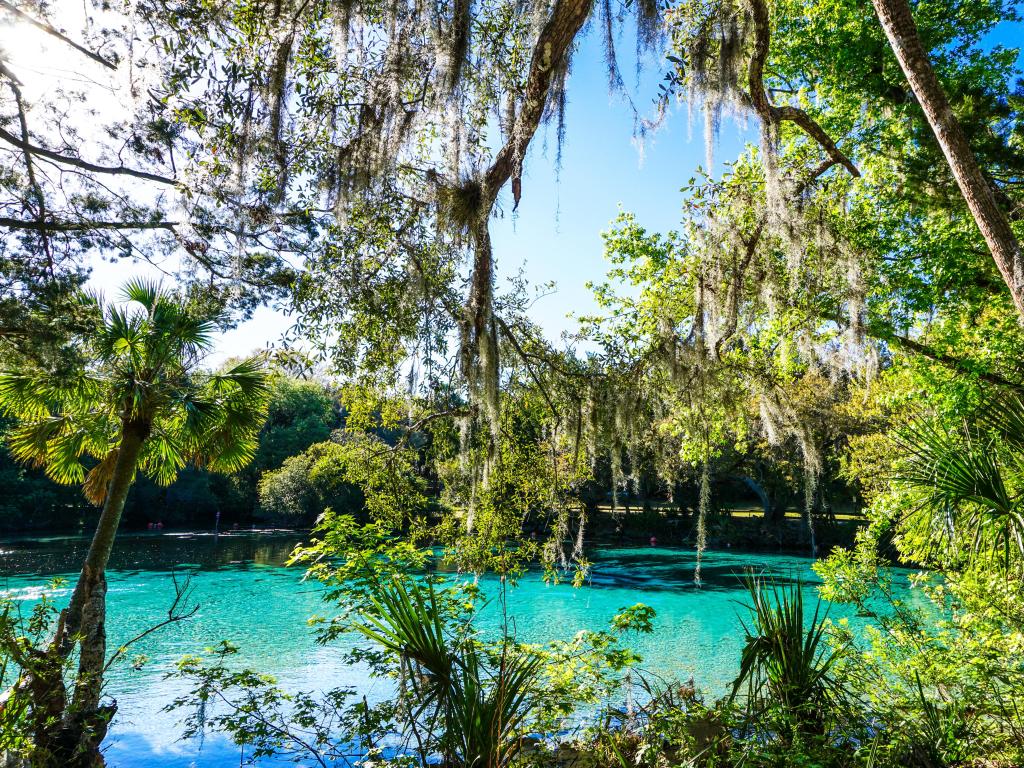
[870,0,1024,318]
[38,418,149,767]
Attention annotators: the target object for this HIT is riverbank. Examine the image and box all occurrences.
[3,502,863,561]
[582,504,863,555]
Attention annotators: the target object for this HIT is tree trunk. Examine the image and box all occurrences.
[37,419,149,767]
[870,0,1024,318]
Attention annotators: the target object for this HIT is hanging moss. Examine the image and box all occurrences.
[667,0,751,168]
[435,178,485,240]
[694,461,710,584]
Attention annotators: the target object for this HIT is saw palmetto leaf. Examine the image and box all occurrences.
[896,411,1024,567]
[354,579,544,768]
[731,574,847,733]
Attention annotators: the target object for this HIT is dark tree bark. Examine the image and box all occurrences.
[746,0,859,177]
[871,0,1024,318]
[482,0,593,201]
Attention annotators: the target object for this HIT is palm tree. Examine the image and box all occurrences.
[0,279,269,766]
[897,394,1024,569]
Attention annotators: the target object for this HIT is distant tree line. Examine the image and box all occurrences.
[0,367,860,535]
[0,374,343,530]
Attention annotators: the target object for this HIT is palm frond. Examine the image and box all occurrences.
[177,394,221,434]
[139,429,187,487]
[0,279,268,507]
[730,574,846,733]
[210,357,272,401]
[448,650,543,767]
[978,392,1024,453]
[0,372,54,419]
[120,277,164,310]
[356,578,454,682]
[179,359,269,473]
[43,429,90,486]
[164,310,217,358]
[899,421,1010,510]
[83,449,120,505]
[98,304,146,366]
[896,415,1024,565]
[355,579,543,768]
[6,416,69,467]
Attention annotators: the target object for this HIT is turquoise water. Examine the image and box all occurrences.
[0,532,890,767]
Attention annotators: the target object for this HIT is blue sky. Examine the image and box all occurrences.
[489,29,753,342]
[485,14,1024,343]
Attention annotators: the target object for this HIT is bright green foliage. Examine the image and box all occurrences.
[895,394,1024,568]
[433,382,593,580]
[0,371,338,528]
[289,511,438,638]
[0,581,66,764]
[579,0,1024,560]
[254,376,338,472]
[0,280,270,503]
[256,441,360,522]
[818,543,1024,766]
[354,579,544,768]
[816,395,1024,766]
[4,0,1024,764]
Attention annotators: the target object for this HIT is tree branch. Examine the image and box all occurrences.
[4,75,54,272]
[0,217,177,232]
[746,0,859,178]
[495,315,563,421]
[455,0,593,405]
[0,127,177,186]
[0,1,116,70]
[482,0,592,207]
[774,106,860,178]
[887,333,1024,392]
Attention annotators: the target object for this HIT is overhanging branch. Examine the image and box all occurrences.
[0,1,116,71]
[0,217,178,232]
[0,127,177,186]
[482,0,593,207]
[887,333,1024,392]
[746,0,859,178]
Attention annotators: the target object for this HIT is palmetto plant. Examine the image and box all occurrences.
[0,279,269,766]
[355,578,544,768]
[896,394,1024,569]
[730,576,847,736]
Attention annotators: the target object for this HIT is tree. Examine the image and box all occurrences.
[0,1,296,334]
[0,279,269,766]
[870,0,1024,318]
[256,440,362,523]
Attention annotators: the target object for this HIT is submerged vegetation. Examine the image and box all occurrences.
[0,0,1022,763]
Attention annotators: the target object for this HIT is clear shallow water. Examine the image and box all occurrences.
[0,532,894,767]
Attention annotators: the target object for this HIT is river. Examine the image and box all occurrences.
[0,531,897,767]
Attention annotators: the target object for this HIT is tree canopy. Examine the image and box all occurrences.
[1,0,1021,571]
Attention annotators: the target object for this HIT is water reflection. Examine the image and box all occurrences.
[0,530,306,576]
